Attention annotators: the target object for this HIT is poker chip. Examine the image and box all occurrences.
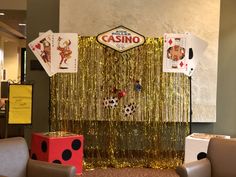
[109,97,118,108]
[123,103,137,116]
[103,97,110,108]
[103,97,118,108]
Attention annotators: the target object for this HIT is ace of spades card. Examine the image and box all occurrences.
[184,34,208,76]
[163,33,188,73]
[28,30,55,77]
[51,33,78,73]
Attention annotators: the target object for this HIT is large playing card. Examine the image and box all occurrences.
[28,30,55,77]
[51,33,78,73]
[184,33,208,76]
[163,33,188,73]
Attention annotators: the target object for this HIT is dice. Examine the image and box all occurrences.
[31,132,83,174]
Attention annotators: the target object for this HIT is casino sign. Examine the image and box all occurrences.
[97,26,145,52]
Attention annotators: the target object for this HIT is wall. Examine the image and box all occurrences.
[214,0,236,136]
[26,0,236,141]
[25,0,59,144]
[60,0,220,123]
[0,0,26,10]
[4,41,20,81]
[0,32,26,81]
[192,0,236,137]
[0,37,4,80]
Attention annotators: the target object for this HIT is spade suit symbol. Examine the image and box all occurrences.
[189,48,193,59]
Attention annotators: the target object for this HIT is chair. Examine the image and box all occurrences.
[176,137,236,177]
[0,137,76,177]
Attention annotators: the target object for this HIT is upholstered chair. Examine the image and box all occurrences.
[0,137,76,177]
[176,137,236,177]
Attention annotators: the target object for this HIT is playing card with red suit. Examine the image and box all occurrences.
[28,30,55,76]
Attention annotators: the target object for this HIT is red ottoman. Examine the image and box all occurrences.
[31,132,83,174]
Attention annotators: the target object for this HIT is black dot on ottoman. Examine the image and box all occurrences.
[197,152,207,160]
[62,149,72,161]
[41,141,47,152]
[52,160,61,164]
[31,153,37,160]
[72,139,81,150]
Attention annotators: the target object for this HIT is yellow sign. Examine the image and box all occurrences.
[8,84,32,124]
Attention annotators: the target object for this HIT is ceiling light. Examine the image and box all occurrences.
[0,13,5,16]
[19,23,26,26]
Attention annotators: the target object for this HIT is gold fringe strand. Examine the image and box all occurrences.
[50,37,189,169]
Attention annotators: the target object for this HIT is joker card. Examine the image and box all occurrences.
[51,33,78,73]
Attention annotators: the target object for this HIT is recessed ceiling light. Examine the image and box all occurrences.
[0,12,5,16]
[19,23,26,26]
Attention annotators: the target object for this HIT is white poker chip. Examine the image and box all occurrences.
[123,103,137,116]
[109,97,118,108]
[103,97,118,108]
[103,97,110,108]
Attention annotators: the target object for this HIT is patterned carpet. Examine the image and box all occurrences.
[80,168,179,177]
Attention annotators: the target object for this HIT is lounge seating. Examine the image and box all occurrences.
[0,137,76,177]
[176,137,236,177]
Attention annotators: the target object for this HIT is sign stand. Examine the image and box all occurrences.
[4,100,9,138]
[189,76,193,135]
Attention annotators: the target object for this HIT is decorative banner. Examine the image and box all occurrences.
[29,31,78,76]
[50,37,190,169]
[97,26,145,52]
[163,33,207,76]
[8,84,33,124]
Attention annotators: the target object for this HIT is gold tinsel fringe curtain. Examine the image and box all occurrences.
[50,37,189,169]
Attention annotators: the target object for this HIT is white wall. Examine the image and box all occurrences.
[4,41,20,82]
[0,31,26,82]
[60,0,220,122]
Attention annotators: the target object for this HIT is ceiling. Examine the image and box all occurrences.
[0,9,26,39]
